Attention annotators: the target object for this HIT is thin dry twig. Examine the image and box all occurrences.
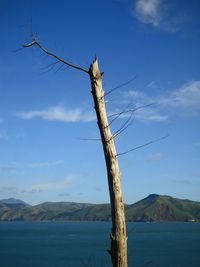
[113,111,135,140]
[54,63,66,73]
[108,103,155,127]
[108,102,134,126]
[103,75,137,98]
[38,60,61,74]
[117,135,169,157]
[108,103,155,120]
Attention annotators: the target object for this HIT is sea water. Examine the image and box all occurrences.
[0,221,200,267]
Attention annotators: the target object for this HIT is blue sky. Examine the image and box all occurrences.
[0,0,200,205]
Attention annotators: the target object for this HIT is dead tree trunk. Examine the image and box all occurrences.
[22,39,128,267]
[89,59,128,267]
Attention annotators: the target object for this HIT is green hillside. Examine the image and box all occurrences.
[125,194,200,221]
[0,195,199,222]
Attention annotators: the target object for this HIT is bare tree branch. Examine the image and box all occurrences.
[103,75,137,98]
[108,103,155,120]
[108,103,155,126]
[23,38,89,74]
[117,135,169,157]
[112,112,135,140]
[54,63,66,74]
[108,102,134,126]
[38,60,61,74]
[113,119,134,140]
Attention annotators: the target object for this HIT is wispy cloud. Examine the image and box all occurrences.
[147,81,158,89]
[123,80,200,121]
[135,109,168,122]
[133,0,185,32]
[134,0,163,27]
[122,90,168,122]
[17,105,95,123]
[15,81,200,124]
[126,90,147,100]
[22,176,75,194]
[160,81,200,111]
[28,160,64,169]
[0,176,75,196]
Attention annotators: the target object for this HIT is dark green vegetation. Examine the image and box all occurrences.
[0,194,199,222]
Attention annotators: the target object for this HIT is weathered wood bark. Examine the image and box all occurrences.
[89,59,128,267]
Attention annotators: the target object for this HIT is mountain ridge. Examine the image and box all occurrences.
[1,198,29,205]
[0,194,199,222]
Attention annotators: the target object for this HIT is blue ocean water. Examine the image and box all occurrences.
[0,221,200,267]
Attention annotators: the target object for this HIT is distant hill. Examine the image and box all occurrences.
[0,194,199,222]
[1,198,30,210]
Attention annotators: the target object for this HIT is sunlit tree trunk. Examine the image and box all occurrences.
[22,38,128,267]
[89,59,128,267]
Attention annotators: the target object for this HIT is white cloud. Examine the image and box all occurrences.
[135,0,162,27]
[17,105,95,123]
[123,80,200,121]
[160,81,200,111]
[134,0,184,32]
[122,90,168,122]
[125,90,147,100]
[15,81,200,125]
[135,108,168,122]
